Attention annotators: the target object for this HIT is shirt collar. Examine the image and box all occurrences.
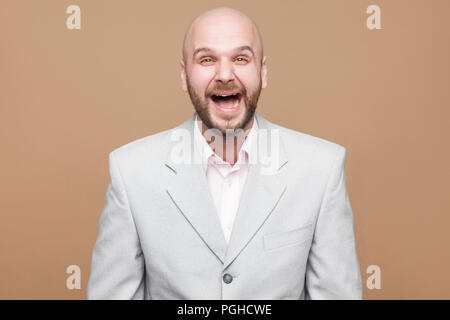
[194,114,258,172]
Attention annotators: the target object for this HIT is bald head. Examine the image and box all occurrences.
[182,7,264,65]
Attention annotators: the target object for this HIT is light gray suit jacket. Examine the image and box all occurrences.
[87,112,362,299]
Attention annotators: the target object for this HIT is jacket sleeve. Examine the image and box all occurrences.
[305,147,363,299]
[87,151,146,299]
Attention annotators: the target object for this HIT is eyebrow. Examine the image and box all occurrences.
[192,45,255,59]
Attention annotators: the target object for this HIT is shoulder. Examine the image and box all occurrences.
[263,115,346,160]
[263,118,347,173]
[281,125,345,156]
[268,122,348,191]
[109,129,173,166]
[108,114,195,165]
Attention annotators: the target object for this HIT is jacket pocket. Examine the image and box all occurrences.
[263,223,313,251]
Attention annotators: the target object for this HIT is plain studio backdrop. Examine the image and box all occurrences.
[0,0,449,299]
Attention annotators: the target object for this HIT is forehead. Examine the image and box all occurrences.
[188,16,257,54]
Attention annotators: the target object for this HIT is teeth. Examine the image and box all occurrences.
[216,94,236,97]
[211,93,240,109]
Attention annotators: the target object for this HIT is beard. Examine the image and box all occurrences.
[186,75,261,135]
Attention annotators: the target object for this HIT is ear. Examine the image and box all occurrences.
[180,58,188,92]
[261,56,268,89]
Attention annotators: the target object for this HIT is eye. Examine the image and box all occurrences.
[235,57,249,64]
[200,57,214,65]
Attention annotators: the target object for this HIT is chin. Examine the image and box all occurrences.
[215,117,253,134]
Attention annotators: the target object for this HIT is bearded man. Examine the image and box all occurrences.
[87,7,362,300]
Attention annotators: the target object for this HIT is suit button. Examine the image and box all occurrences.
[223,273,233,284]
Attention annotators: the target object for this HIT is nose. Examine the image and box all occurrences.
[214,60,235,84]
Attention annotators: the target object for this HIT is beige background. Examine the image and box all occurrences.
[1,0,449,299]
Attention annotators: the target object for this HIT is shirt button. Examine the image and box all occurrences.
[223,273,233,284]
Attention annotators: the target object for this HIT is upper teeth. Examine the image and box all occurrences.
[218,94,234,97]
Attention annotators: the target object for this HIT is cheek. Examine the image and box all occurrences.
[190,67,215,91]
[235,66,261,91]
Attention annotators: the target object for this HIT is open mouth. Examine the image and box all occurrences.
[210,92,242,113]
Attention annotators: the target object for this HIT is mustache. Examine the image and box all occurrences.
[205,84,246,97]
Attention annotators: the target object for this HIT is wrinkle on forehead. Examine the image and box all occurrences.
[182,7,264,64]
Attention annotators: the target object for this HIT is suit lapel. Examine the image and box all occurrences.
[165,113,228,263]
[223,112,288,269]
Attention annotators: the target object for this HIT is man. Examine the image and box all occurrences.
[87,7,362,299]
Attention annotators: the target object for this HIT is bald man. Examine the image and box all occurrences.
[87,7,362,300]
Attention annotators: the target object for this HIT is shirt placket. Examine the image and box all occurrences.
[223,161,245,242]
[222,172,234,242]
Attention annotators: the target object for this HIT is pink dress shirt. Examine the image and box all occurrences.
[193,114,258,244]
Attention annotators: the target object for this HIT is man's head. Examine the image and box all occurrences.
[180,7,267,134]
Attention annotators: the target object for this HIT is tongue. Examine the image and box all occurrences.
[214,96,238,108]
